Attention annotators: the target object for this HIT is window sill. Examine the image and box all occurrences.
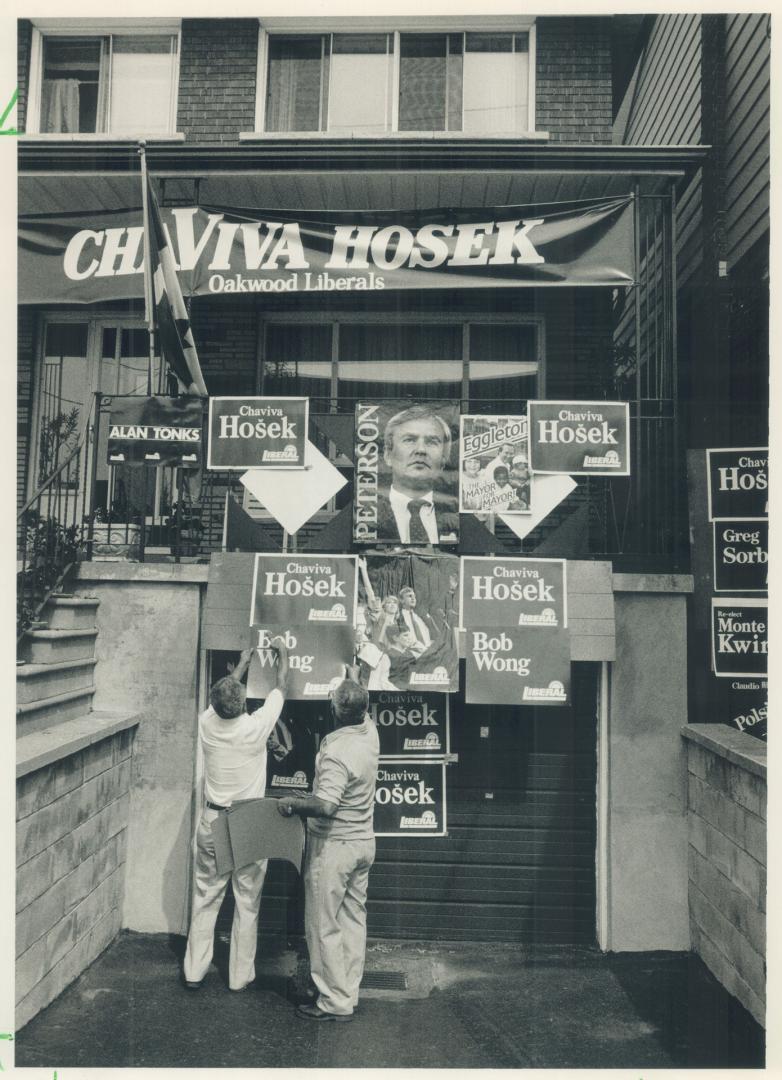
[239,130,550,143]
[19,132,186,142]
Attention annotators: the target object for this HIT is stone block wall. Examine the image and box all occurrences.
[683,724,766,1027]
[15,729,135,1030]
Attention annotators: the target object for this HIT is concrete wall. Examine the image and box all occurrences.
[683,724,766,1027]
[16,729,134,1029]
[605,583,691,951]
[76,564,207,934]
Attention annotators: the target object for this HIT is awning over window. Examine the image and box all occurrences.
[19,195,635,303]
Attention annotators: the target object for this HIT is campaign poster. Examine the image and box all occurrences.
[465,626,571,706]
[374,760,447,837]
[265,711,321,793]
[527,400,630,476]
[719,678,767,740]
[250,554,358,628]
[707,448,768,520]
[367,692,449,757]
[460,557,567,630]
[459,415,531,515]
[356,553,460,693]
[353,400,459,546]
[247,625,354,700]
[106,395,202,467]
[207,396,308,470]
[713,520,768,593]
[711,598,768,678]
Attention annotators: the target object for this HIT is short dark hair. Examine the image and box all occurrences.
[332,679,369,724]
[210,676,246,719]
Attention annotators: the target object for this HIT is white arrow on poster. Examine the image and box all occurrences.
[498,473,577,540]
[240,439,347,534]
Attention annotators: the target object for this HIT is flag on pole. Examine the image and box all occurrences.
[146,177,208,397]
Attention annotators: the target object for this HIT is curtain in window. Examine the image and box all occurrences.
[266,36,324,132]
[40,79,80,133]
[399,34,462,131]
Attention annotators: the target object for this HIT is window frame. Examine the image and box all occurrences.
[254,20,537,137]
[26,19,182,137]
[245,309,545,521]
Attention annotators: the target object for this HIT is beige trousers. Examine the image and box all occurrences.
[304,833,375,1015]
[183,807,268,990]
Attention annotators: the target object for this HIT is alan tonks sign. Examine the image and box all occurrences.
[374,760,447,837]
[527,401,630,476]
[367,692,449,757]
[353,401,459,545]
[459,415,531,515]
[208,397,308,469]
[711,598,768,678]
[106,395,202,467]
[250,554,358,628]
[707,448,768,520]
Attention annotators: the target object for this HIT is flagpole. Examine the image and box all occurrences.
[138,140,156,396]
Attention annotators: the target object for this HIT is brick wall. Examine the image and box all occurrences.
[16,730,135,1030]
[536,17,613,142]
[683,725,766,1028]
[177,19,259,142]
[17,306,36,514]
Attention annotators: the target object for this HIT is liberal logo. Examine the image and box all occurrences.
[303,682,334,696]
[400,809,438,829]
[263,443,300,462]
[271,770,308,788]
[522,680,567,702]
[309,602,348,622]
[403,732,441,750]
[409,666,450,686]
[582,449,621,468]
[518,607,558,627]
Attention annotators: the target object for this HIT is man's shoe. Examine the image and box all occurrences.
[183,979,202,991]
[296,1004,353,1022]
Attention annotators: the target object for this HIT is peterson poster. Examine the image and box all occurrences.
[250,554,358,629]
[527,400,630,476]
[354,401,459,546]
[465,626,571,706]
[207,396,308,470]
[459,415,531,514]
[106,395,202,467]
[374,760,447,837]
[356,553,460,693]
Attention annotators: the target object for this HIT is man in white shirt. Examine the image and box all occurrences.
[481,442,516,485]
[375,405,459,545]
[183,638,288,992]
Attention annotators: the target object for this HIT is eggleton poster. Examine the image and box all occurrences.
[459,414,532,515]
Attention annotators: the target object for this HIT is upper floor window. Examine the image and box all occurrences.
[261,28,534,135]
[29,23,180,135]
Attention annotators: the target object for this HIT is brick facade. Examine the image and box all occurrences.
[536,17,613,142]
[16,730,135,1029]
[17,19,32,133]
[177,19,259,142]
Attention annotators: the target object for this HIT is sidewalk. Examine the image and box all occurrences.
[15,931,764,1069]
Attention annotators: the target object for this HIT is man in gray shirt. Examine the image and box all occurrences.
[277,679,379,1022]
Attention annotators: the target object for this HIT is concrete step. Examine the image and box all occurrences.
[20,629,98,665]
[44,596,99,631]
[16,687,95,737]
[16,657,98,705]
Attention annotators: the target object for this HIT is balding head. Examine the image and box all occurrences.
[331,679,369,725]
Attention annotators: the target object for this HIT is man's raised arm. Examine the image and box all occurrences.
[270,635,289,697]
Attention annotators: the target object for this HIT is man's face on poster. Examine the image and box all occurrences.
[385,417,447,492]
[400,589,417,610]
[511,463,530,486]
[464,457,481,478]
[499,443,515,463]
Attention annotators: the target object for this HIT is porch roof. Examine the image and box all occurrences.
[19,140,708,214]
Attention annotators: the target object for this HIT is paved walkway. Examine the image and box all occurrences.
[15,932,764,1069]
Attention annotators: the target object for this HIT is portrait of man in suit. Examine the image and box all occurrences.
[374,403,459,545]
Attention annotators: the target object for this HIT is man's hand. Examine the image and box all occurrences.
[271,636,290,695]
[270,635,288,654]
[230,647,255,683]
[277,798,296,818]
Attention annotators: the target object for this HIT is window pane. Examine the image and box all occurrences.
[463,33,529,133]
[468,323,538,413]
[399,34,449,131]
[328,34,391,134]
[264,323,332,412]
[40,38,102,133]
[39,323,90,482]
[109,35,175,135]
[266,35,324,132]
[338,323,461,406]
